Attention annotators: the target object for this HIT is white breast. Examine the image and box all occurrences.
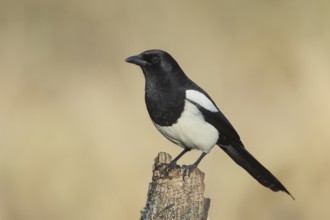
[154,100,219,153]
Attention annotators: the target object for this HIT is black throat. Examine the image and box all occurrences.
[143,67,187,126]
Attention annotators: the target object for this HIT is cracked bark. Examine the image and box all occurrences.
[140,152,211,220]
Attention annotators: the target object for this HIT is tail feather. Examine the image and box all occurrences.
[219,141,294,199]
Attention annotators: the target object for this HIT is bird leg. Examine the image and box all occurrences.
[193,152,207,167]
[182,152,207,176]
[165,148,191,172]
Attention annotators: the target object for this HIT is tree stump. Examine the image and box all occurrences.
[140,152,211,220]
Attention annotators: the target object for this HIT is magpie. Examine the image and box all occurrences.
[125,49,294,199]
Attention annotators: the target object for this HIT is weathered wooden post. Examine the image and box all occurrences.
[140,152,211,220]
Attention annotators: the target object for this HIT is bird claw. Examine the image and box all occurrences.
[167,161,180,169]
[160,161,180,177]
[182,164,197,177]
[160,162,197,178]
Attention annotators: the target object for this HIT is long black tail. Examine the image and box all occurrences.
[219,140,294,199]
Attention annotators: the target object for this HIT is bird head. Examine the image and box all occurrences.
[125,49,182,77]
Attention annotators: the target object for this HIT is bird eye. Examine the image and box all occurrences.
[151,56,160,63]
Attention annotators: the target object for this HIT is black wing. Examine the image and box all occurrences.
[189,99,241,145]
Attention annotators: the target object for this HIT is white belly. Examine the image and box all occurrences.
[154,100,219,153]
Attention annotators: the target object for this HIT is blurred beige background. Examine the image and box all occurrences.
[1,0,329,219]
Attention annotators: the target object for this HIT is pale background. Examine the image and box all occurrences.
[1,0,329,220]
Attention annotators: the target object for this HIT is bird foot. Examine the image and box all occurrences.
[159,161,180,177]
[182,164,198,177]
[159,162,198,178]
[165,161,180,172]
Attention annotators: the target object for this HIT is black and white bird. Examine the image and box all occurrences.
[125,49,293,199]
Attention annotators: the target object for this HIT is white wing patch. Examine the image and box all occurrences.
[186,90,218,112]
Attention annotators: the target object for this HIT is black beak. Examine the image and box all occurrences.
[125,55,150,67]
